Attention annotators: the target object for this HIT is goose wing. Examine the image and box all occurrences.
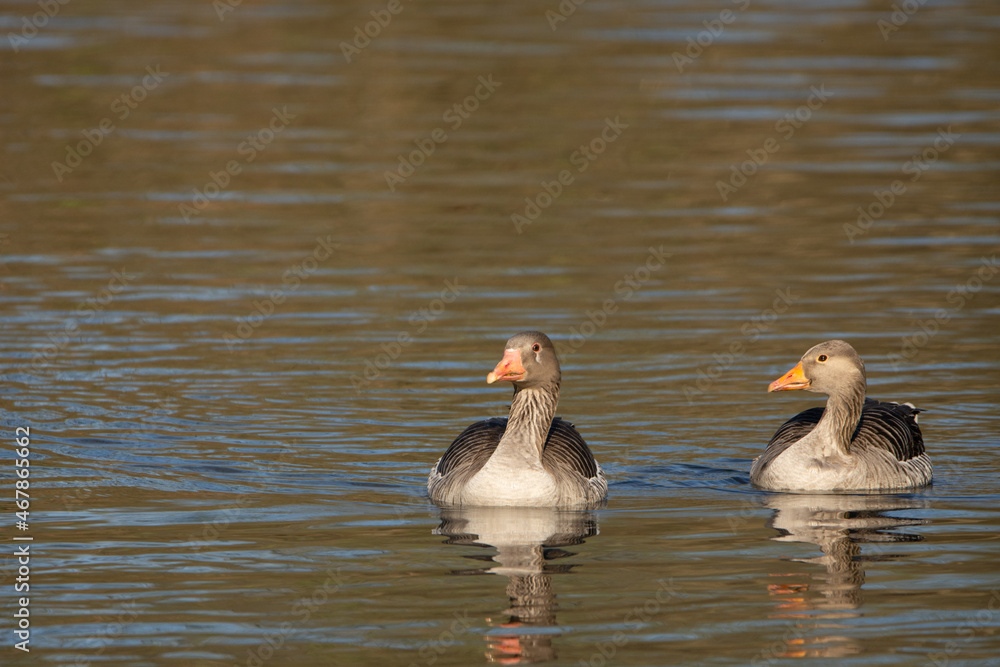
[852,399,925,462]
[432,417,506,478]
[759,407,825,467]
[542,418,601,480]
[433,417,601,481]
[764,401,923,463]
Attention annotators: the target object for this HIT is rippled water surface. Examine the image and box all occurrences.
[2,0,999,665]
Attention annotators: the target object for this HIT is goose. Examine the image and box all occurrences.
[750,340,932,492]
[427,331,607,508]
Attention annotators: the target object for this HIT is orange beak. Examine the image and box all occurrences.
[768,361,811,392]
[486,348,525,384]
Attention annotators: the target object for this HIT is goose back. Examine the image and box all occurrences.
[763,399,924,462]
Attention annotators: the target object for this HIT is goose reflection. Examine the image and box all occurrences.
[433,506,599,664]
[759,493,928,659]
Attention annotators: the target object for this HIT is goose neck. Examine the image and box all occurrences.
[816,379,866,455]
[499,384,559,461]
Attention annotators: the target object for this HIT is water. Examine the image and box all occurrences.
[2,0,999,665]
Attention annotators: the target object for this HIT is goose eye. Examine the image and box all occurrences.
[817,354,828,362]
[531,343,541,353]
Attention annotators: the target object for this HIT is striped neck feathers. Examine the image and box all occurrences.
[498,383,560,462]
[814,377,866,456]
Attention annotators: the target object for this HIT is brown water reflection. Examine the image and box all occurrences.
[2,0,999,665]
[757,494,929,661]
[435,508,599,663]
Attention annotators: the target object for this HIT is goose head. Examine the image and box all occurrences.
[768,339,867,396]
[486,331,561,389]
